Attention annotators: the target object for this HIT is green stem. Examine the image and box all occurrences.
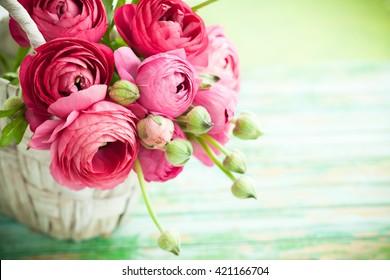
[201,134,229,156]
[196,137,236,182]
[134,158,164,233]
[192,0,218,12]
[174,116,187,124]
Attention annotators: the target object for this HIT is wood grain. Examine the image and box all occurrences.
[1,62,389,259]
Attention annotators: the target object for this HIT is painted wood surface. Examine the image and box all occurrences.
[1,62,390,259]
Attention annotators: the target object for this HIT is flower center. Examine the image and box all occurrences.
[56,1,66,16]
[74,76,85,91]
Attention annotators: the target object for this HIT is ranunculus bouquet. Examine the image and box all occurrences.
[0,0,262,255]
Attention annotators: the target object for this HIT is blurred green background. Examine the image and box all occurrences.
[1,0,390,260]
[195,0,390,67]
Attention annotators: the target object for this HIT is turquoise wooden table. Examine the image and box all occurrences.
[1,62,390,259]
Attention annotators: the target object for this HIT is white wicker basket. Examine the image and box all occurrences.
[0,78,139,241]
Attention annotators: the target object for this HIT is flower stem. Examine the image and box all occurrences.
[200,134,229,156]
[134,158,164,234]
[192,0,218,12]
[196,137,236,182]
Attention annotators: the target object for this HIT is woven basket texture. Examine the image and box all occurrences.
[0,78,139,241]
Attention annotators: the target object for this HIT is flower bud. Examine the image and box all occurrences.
[157,230,181,256]
[164,139,193,166]
[231,176,257,199]
[109,80,140,106]
[137,115,174,149]
[233,112,263,140]
[223,150,247,174]
[2,96,23,111]
[184,106,213,135]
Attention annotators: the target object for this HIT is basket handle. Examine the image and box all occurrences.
[0,0,45,48]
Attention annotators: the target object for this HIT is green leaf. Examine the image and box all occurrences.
[13,46,30,72]
[0,114,28,147]
[102,0,114,25]
[0,103,25,118]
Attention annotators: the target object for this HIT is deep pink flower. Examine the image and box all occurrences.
[20,38,114,130]
[114,0,208,65]
[9,0,108,46]
[138,124,185,182]
[197,25,240,92]
[30,88,139,190]
[115,47,201,118]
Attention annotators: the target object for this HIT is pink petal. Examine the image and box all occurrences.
[29,119,63,150]
[25,109,51,132]
[114,47,141,83]
[48,84,107,118]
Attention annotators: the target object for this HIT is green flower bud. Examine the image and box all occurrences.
[231,176,257,199]
[184,106,213,135]
[109,80,140,106]
[233,112,263,140]
[3,96,23,111]
[157,230,181,256]
[164,139,193,166]
[223,150,247,174]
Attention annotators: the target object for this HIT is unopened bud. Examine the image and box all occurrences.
[223,150,247,174]
[137,115,174,149]
[184,106,213,135]
[3,96,23,111]
[157,230,181,256]
[231,176,257,199]
[199,73,220,90]
[233,112,263,140]
[164,139,193,166]
[109,80,140,106]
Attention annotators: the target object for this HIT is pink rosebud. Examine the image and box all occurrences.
[197,25,240,92]
[19,38,114,130]
[114,47,201,118]
[137,124,185,182]
[137,115,174,149]
[30,93,139,190]
[136,49,201,118]
[9,0,108,46]
[114,0,208,66]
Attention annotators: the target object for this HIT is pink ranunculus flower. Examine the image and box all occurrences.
[9,0,108,46]
[114,0,209,66]
[29,86,139,190]
[20,37,114,131]
[115,47,201,118]
[197,25,240,92]
[138,124,185,182]
[192,83,237,166]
